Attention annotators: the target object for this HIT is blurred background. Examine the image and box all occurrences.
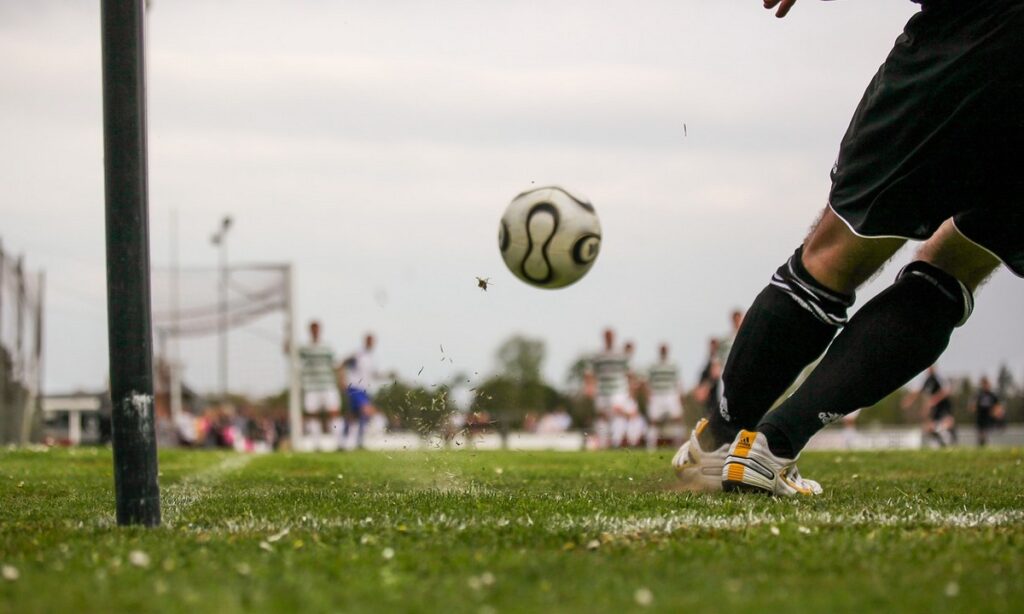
[2,0,1021,450]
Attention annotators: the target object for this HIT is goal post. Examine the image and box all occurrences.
[286,265,302,453]
[101,0,161,527]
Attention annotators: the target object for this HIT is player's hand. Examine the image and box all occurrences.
[764,0,797,18]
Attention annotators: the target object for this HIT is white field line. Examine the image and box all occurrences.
[194,507,1024,536]
[161,454,254,526]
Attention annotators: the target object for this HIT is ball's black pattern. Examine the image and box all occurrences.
[499,220,510,253]
[571,233,601,265]
[520,202,559,284]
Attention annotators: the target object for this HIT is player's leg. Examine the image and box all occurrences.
[302,391,326,451]
[753,221,999,463]
[704,207,903,448]
[326,389,344,449]
[940,414,957,446]
[626,408,646,448]
[609,409,627,449]
[592,397,612,449]
[663,397,686,448]
[360,399,378,447]
[977,418,990,447]
[645,417,661,451]
[341,385,364,450]
[645,398,666,450]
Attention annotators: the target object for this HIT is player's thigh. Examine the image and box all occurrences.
[802,208,905,295]
[917,219,1003,291]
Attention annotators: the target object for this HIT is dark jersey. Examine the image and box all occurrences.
[922,373,952,417]
[700,362,720,412]
[975,390,1000,426]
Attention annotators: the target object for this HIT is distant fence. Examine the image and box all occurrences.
[0,240,45,444]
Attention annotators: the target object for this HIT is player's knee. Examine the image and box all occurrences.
[914,219,1002,291]
[770,246,855,328]
[896,260,974,327]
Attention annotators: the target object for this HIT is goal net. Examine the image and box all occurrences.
[149,263,301,444]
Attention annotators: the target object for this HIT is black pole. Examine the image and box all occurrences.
[101,0,161,527]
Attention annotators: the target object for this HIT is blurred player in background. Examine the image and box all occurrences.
[716,309,744,367]
[584,328,631,449]
[903,365,956,448]
[617,340,647,447]
[693,338,722,414]
[645,343,686,450]
[681,0,1022,496]
[299,320,343,450]
[970,375,1004,447]
[342,333,380,450]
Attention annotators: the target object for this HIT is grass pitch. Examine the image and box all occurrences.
[2,447,1022,613]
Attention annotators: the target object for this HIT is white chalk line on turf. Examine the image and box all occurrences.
[188,507,1024,535]
[161,454,254,526]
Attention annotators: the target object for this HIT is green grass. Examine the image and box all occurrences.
[2,447,1023,613]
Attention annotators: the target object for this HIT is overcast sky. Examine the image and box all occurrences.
[2,0,1021,397]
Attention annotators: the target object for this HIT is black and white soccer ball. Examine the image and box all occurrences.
[498,186,601,289]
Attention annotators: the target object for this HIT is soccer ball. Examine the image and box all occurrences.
[498,186,601,289]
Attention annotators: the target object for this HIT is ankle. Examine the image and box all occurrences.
[758,423,797,459]
[702,417,736,450]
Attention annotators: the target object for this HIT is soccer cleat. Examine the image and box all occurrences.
[672,418,730,492]
[721,430,823,496]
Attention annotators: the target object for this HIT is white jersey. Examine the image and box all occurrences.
[347,349,375,392]
[591,351,630,399]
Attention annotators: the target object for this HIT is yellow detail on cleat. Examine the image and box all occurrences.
[733,430,756,458]
[781,471,813,495]
[694,418,708,437]
[726,463,745,482]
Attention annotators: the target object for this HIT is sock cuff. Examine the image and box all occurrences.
[789,247,856,307]
[770,246,856,328]
[897,261,975,327]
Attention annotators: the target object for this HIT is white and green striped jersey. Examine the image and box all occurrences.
[648,361,680,395]
[299,343,337,392]
[591,351,630,397]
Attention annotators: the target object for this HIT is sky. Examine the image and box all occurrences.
[1,0,1022,398]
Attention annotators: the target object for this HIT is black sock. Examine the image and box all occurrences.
[706,247,853,447]
[758,261,973,458]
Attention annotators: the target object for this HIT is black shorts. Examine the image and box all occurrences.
[828,0,1024,276]
[930,403,953,422]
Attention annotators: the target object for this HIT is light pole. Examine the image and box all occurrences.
[211,215,232,400]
